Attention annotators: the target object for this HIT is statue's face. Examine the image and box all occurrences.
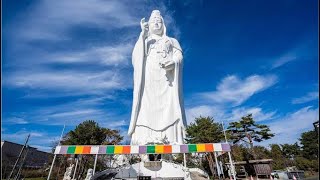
[149,17,163,35]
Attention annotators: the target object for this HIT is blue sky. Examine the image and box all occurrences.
[2,0,318,152]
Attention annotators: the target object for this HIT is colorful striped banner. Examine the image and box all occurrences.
[54,143,230,155]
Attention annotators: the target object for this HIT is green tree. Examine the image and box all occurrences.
[227,114,274,159]
[61,120,123,178]
[231,144,249,161]
[62,120,123,145]
[281,143,301,159]
[300,130,319,160]
[253,146,270,159]
[186,116,224,177]
[186,116,224,143]
[269,144,286,170]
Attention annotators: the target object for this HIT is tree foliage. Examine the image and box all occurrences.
[186,116,224,143]
[281,143,301,159]
[185,116,225,177]
[269,144,286,170]
[300,130,318,160]
[62,120,123,145]
[227,114,274,145]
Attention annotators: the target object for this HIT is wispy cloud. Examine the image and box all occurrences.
[229,107,276,122]
[186,105,226,123]
[292,91,319,104]
[270,38,318,70]
[4,117,29,124]
[186,105,276,124]
[199,75,277,106]
[5,70,126,96]
[271,53,297,69]
[51,44,133,66]
[262,106,319,145]
[11,0,138,42]
[2,96,129,128]
[2,129,60,152]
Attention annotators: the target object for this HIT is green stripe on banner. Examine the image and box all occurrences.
[106,146,115,154]
[67,146,76,154]
[147,146,155,153]
[188,144,197,152]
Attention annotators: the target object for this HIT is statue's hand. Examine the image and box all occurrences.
[140,18,148,38]
[161,60,175,71]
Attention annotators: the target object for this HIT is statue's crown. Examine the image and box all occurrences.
[150,10,162,19]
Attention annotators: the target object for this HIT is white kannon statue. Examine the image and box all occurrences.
[63,164,74,180]
[84,168,93,180]
[128,10,187,145]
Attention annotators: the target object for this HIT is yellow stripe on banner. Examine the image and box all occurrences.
[75,146,84,154]
[197,144,206,152]
[114,146,123,154]
[155,145,164,153]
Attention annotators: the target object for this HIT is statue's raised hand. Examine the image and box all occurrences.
[140,18,148,38]
[160,60,175,71]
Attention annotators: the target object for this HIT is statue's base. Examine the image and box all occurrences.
[144,161,162,168]
[114,160,209,180]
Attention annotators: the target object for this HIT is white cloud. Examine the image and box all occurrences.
[186,105,226,124]
[48,109,102,118]
[200,75,277,106]
[292,91,319,104]
[2,129,60,152]
[5,70,127,96]
[101,120,127,128]
[59,44,132,65]
[185,105,276,125]
[4,117,29,124]
[261,106,319,145]
[229,107,276,122]
[271,53,297,69]
[12,0,138,42]
[270,38,317,70]
[2,96,128,128]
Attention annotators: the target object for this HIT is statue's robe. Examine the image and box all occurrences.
[128,32,187,145]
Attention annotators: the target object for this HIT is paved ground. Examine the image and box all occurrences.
[305,175,319,180]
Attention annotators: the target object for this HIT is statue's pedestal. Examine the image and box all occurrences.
[114,160,193,180]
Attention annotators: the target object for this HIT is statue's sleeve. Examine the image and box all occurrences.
[171,38,183,63]
[128,33,145,136]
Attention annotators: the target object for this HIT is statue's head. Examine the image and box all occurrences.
[148,10,166,36]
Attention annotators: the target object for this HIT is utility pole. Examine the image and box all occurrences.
[7,134,30,180]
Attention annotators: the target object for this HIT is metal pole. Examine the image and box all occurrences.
[46,124,65,180]
[214,152,222,180]
[221,121,228,143]
[221,121,236,180]
[228,152,236,180]
[58,124,66,146]
[7,134,30,180]
[220,160,225,179]
[72,157,78,179]
[93,154,98,175]
[14,146,30,180]
[183,153,186,168]
[47,154,57,180]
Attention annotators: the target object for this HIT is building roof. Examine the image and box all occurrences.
[1,140,51,154]
[226,159,273,165]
